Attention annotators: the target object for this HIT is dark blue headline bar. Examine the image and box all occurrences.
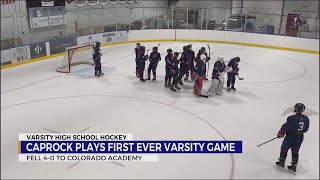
[20,141,242,154]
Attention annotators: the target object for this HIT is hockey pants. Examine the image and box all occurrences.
[165,67,171,85]
[227,72,236,88]
[279,135,304,164]
[95,59,102,75]
[135,59,140,77]
[188,62,194,80]
[139,62,145,80]
[179,63,189,80]
[169,70,178,86]
[148,63,158,79]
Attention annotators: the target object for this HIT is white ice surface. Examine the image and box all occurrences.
[1,42,319,179]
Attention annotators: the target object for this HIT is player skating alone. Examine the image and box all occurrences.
[193,54,207,97]
[168,52,181,91]
[227,57,240,91]
[147,46,161,81]
[93,41,103,76]
[138,46,149,81]
[207,56,228,96]
[134,43,141,77]
[276,103,309,173]
[164,48,173,87]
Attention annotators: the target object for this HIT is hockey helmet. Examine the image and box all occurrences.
[136,43,141,47]
[174,52,180,58]
[167,48,173,54]
[187,44,192,50]
[235,56,240,62]
[200,47,206,52]
[183,46,187,51]
[217,56,224,62]
[153,46,158,52]
[96,41,101,47]
[293,103,305,113]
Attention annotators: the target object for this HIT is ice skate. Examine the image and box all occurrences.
[287,163,297,174]
[165,81,170,87]
[174,85,181,90]
[170,85,176,91]
[276,161,285,168]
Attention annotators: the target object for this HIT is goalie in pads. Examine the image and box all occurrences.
[193,54,206,96]
[207,56,229,96]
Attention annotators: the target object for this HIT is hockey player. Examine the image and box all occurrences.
[164,48,173,87]
[93,41,103,76]
[137,46,148,81]
[147,46,161,80]
[134,43,141,77]
[178,46,188,85]
[207,56,227,96]
[168,52,181,91]
[276,103,310,173]
[196,47,210,80]
[193,54,206,96]
[185,44,195,82]
[226,56,240,91]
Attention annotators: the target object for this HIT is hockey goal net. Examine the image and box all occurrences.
[56,44,95,73]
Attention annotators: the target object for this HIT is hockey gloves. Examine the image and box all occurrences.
[277,129,285,138]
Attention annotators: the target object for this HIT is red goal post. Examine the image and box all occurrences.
[56,44,95,73]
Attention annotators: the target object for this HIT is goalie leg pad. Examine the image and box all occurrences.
[207,79,219,96]
[193,77,204,96]
[216,76,224,95]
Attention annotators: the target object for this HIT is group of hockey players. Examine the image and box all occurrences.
[133,42,241,96]
[91,41,310,174]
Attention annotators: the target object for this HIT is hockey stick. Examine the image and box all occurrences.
[157,43,160,48]
[200,94,209,98]
[257,137,278,147]
[207,44,211,77]
[237,74,244,80]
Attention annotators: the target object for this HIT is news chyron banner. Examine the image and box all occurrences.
[18,133,242,162]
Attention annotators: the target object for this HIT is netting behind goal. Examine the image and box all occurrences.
[56,44,95,73]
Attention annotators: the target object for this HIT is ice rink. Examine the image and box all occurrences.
[1,42,319,179]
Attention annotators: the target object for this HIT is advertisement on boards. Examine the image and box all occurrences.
[49,37,77,54]
[77,34,103,45]
[101,31,128,44]
[30,42,47,59]
[11,45,31,64]
[1,49,12,66]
